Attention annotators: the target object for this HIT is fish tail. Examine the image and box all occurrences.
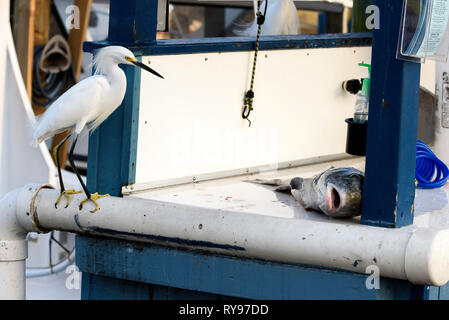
[246,178,291,186]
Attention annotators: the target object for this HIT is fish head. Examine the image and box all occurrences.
[320,168,364,218]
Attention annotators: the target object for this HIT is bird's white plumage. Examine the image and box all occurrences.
[33,46,134,144]
[236,0,300,36]
[31,46,163,213]
[33,76,110,143]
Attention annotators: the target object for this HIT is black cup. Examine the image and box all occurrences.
[345,118,367,156]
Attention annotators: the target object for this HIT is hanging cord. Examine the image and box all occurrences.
[48,231,73,273]
[242,0,268,127]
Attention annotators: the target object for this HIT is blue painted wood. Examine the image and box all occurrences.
[87,0,149,196]
[87,64,141,195]
[120,62,141,187]
[318,13,327,34]
[152,285,232,300]
[83,33,372,55]
[81,272,237,300]
[376,279,425,300]
[423,282,449,300]
[76,236,427,300]
[82,273,151,300]
[424,286,441,300]
[437,283,449,300]
[108,0,158,43]
[361,0,421,228]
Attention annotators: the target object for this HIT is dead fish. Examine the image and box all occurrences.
[248,167,364,218]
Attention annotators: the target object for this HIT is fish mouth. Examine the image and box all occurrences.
[325,184,362,218]
[326,185,343,213]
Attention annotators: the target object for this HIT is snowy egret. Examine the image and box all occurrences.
[33,46,164,213]
[236,0,300,36]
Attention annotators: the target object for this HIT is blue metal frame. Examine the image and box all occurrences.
[361,0,420,228]
[87,64,142,196]
[108,0,158,44]
[86,0,156,195]
[77,236,429,300]
[83,32,372,56]
[85,0,372,197]
[81,0,427,299]
[318,13,327,34]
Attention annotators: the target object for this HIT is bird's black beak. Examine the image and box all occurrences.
[131,60,164,79]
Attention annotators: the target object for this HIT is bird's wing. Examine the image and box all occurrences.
[33,76,109,143]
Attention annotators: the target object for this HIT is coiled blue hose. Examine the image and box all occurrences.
[416,140,449,189]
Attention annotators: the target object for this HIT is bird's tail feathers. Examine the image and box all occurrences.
[27,113,44,147]
[32,124,70,148]
[245,178,291,186]
[246,178,293,193]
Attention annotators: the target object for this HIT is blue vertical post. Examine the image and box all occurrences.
[361,0,421,228]
[87,0,158,196]
[318,13,327,34]
[108,0,158,45]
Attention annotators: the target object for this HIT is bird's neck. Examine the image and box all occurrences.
[105,64,126,88]
[102,64,127,105]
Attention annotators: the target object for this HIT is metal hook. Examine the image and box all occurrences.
[242,91,254,127]
[242,104,252,127]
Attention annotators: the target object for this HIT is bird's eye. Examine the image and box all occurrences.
[125,56,135,62]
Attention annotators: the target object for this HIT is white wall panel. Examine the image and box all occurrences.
[135,47,372,187]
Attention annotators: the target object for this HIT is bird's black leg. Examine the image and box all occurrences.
[70,135,110,213]
[68,135,90,198]
[53,134,71,193]
[53,134,82,208]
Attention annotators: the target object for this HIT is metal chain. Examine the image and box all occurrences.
[242,1,267,127]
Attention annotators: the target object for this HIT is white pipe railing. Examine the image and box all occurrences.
[1,184,449,299]
[26,250,75,278]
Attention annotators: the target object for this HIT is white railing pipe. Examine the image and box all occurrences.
[2,184,449,299]
[0,187,27,300]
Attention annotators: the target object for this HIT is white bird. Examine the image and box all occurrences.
[236,0,300,36]
[33,46,164,213]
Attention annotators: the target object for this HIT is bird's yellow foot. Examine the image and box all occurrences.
[55,189,83,209]
[79,192,110,213]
